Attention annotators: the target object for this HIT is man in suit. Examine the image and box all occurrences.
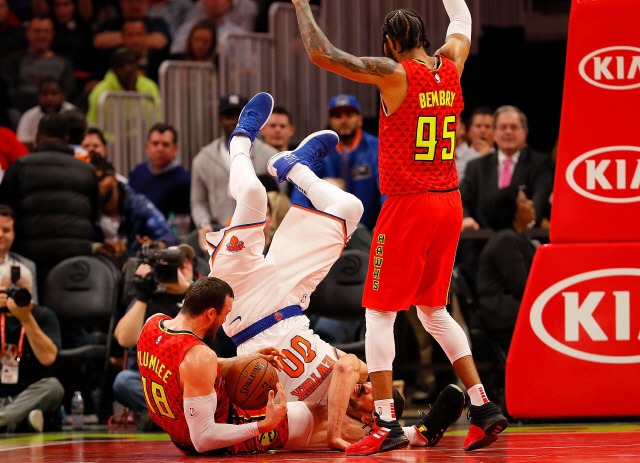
[460,105,554,230]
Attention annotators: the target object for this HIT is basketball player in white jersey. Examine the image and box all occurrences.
[206,92,464,450]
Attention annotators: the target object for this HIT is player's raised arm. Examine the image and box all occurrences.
[291,0,404,88]
[180,346,287,453]
[435,0,472,76]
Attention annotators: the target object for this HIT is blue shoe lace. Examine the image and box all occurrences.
[240,110,261,131]
[295,143,325,170]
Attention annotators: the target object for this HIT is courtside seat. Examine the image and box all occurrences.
[44,256,122,419]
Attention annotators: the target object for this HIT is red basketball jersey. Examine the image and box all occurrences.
[378,56,464,195]
[137,314,229,452]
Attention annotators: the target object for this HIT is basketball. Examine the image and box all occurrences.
[225,357,279,409]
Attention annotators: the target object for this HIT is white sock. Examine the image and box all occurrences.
[286,163,321,197]
[403,426,426,446]
[374,399,396,421]
[229,134,252,164]
[468,384,489,406]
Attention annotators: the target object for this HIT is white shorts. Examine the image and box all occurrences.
[239,316,339,405]
[283,402,314,450]
[206,205,347,340]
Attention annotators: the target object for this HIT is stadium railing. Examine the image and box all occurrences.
[97,91,159,176]
[159,60,218,168]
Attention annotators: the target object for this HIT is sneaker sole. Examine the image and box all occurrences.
[267,129,338,177]
[346,437,409,457]
[463,417,509,451]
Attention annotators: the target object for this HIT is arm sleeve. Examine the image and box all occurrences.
[184,392,260,453]
[442,0,472,41]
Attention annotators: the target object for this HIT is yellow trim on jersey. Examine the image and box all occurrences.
[158,318,203,341]
[412,56,443,71]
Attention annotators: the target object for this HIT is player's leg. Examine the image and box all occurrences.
[283,402,316,449]
[227,92,274,227]
[347,196,439,455]
[413,191,507,451]
[268,131,363,236]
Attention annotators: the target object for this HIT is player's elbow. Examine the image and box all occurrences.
[190,436,208,454]
[335,354,358,375]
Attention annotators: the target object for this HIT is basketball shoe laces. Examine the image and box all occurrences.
[361,415,376,435]
[296,142,325,171]
[241,110,262,132]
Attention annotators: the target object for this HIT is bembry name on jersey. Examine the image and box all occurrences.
[418,90,456,109]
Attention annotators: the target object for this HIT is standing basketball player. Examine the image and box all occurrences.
[291,0,508,455]
[206,92,465,451]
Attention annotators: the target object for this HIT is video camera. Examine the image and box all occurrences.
[0,266,32,312]
[127,244,186,285]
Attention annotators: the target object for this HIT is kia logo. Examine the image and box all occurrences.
[579,46,640,90]
[566,146,640,203]
[530,268,640,364]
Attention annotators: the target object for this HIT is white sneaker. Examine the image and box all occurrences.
[28,409,44,432]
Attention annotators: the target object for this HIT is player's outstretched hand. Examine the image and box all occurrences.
[254,346,284,371]
[258,383,288,433]
[328,436,350,451]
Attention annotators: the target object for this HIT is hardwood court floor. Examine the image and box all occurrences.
[2,423,640,462]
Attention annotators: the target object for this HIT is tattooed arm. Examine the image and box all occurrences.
[292,0,405,90]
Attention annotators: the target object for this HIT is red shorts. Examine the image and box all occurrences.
[362,190,462,311]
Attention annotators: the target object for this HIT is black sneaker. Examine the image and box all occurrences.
[463,401,508,451]
[414,384,465,446]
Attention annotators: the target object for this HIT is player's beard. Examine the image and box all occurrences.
[204,320,221,340]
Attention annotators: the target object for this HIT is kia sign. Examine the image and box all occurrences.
[565,146,640,203]
[579,46,640,90]
[530,268,640,364]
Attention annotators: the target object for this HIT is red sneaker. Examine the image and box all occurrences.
[345,413,409,456]
[463,402,508,451]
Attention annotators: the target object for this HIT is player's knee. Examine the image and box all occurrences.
[331,194,363,223]
[416,305,450,331]
[237,177,266,203]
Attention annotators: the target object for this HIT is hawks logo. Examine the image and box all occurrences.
[258,430,277,446]
[226,235,245,253]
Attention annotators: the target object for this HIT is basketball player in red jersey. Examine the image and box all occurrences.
[137,276,342,454]
[291,0,508,455]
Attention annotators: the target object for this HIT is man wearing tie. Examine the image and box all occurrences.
[460,105,554,230]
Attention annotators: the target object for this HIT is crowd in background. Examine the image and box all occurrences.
[0,0,556,433]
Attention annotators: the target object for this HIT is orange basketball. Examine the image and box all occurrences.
[225,357,279,409]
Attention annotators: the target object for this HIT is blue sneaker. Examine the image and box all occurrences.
[267,130,339,183]
[227,92,274,153]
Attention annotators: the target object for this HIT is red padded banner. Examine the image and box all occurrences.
[506,242,640,418]
[550,0,640,243]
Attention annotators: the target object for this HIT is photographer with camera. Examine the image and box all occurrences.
[112,243,196,429]
[0,205,63,433]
